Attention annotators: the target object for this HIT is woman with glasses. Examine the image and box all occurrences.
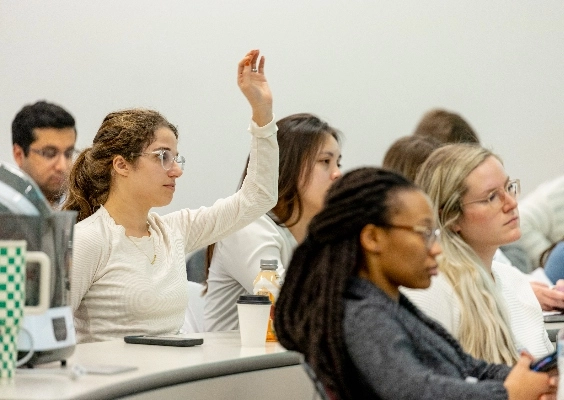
[403,144,553,364]
[275,167,556,400]
[64,50,279,343]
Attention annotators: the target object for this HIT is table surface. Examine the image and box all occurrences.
[0,331,304,400]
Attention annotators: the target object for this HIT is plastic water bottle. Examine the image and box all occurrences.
[253,259,281,342]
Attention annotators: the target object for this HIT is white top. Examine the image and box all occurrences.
[204,213,297,331]
[518,174,564,269]
[71,119,279,343]
[402,260,553,358]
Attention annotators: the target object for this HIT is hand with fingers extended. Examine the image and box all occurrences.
[503,353,558,400]
[237,49,273,127]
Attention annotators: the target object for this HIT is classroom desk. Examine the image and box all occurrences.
[545,320,564,344]
[0,331,315,400]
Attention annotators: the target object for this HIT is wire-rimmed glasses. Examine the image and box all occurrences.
[29,147,79,162]
[384,224,441,249]
[461,179,520,209]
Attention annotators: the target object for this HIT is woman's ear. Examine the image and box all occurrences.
[441,207,461,234]
[112,155,130,177]
[360,224,382,254]
[451,216,462,234]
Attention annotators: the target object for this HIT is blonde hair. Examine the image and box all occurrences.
[415,143,518,365]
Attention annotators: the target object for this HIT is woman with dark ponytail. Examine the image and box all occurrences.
[204,113,342,332]
[275,167,557,400]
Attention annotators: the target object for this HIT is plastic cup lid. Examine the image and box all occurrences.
[237,294,271,305]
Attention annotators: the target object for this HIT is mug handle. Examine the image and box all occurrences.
[24,251,51,316]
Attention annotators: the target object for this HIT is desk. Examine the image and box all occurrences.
[0,331,314,400]
[545,321,564,344]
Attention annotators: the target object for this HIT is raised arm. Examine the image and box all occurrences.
[238,49,273,127]
[162,49,279,252]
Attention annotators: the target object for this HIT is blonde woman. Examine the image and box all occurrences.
[402,144,552,365]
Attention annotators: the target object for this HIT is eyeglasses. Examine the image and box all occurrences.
[461,179,520,209]
[29,147,78,161]
[135,149,185,171]
[384,224,441,249]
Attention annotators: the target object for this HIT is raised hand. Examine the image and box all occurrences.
[237,49,273,127]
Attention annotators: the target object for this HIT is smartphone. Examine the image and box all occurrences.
[530,351,558,372]
[124,335,204,347]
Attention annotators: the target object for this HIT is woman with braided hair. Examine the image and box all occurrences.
[274,167,557,400]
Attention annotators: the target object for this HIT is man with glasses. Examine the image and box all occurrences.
[12,100,77,208]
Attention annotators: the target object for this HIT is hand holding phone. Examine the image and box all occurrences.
[124,335,204,347]
[530,351,557,372]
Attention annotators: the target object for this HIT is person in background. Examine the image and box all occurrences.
[411,108,563,309]
[403,144,553,364]
[275,167,556,400]
[64,49,279,343]
[382,134,442,181]
[12,100,77,208]
[517,175,564,271]
[204,113,342,331]
[518,175,564,310]
[539,238,564,284]
[412,108,480,144]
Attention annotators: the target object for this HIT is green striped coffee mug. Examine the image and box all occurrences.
[0,240,50,381]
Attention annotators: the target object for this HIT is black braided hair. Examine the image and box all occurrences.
[274,167,417,400]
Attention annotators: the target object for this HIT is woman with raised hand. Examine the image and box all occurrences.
[64,49,279,343]
[403,144,553,364]
[204,113,342,331]
[275,167,557,400]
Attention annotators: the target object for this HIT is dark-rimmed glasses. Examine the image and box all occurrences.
[461,179,520,209]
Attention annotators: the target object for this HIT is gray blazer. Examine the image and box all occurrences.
[343,277,510,399]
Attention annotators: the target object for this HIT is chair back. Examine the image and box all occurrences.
[302,359,334,400]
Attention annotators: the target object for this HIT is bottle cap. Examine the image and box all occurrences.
[260,259,278,270]
[237,294,272,305]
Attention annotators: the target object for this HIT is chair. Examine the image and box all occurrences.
[301,359,334,400]
[181,281,205,333]
[185,248,207,284]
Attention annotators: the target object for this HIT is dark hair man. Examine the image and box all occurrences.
[12,100,77,207]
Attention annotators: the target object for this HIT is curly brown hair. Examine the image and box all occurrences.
[63,109,177,222]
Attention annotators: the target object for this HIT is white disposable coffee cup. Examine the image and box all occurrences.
[237,294,272,347]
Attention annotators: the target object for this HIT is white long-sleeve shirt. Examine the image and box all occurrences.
[402,260,553,358]
[71,118,278,343]
[203,213,297,331]
[517,175,564,269]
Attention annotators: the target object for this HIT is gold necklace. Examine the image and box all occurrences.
[127,226,156,265]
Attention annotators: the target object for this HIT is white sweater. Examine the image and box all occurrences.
[71,118,278,343]
[518,175,564,269]
[402,260,553,358]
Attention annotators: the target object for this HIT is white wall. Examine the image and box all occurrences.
[1,1,563,215]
